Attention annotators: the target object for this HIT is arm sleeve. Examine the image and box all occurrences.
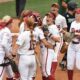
[62,17,67,28]
[39,29,45,40]
[42,16,47,25]
[1,32,11,54]
[19,22,25,34]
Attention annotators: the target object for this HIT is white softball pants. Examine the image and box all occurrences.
[67,43,80,70]
[18,54,36,80]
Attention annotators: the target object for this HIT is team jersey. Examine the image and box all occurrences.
[19,22,25,34]
[70,21,80,42]
[48,24,60,45]
[34,26,45,42]
[70,21,80,32]
[0,27,12,55]
[16,30,36,55]
[42,16,47,26]
[41,24,60,51]
[55,14,67,30]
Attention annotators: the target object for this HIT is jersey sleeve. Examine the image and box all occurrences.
[19,22,25,34]
[49,26,60,37]
[42,16,47,25]
[1,32,12,54]
[16,33,25,46]
[70,22,75,32]
[39,29,45,40]
[62,17,67,28]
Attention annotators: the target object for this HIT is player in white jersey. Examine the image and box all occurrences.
[13,17,37,80]
[42,15,47,26]
[43,3,67,29]
[19,10,53,49]
[41,12,60,80]
[67,8,80,80]
[0,15,15,80]
[50,3,68,71]
[50,3,67,30]
[13,15,54,80]
[19,10,33,33]
[43,3,67,56]
[50,3,67,48]
[42,3,67,74]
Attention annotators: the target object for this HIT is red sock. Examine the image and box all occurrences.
[14,72,20,79]
[6,77,14,80]
[67,70,73,80]
[48,75,55,80]
[32,77,35,80]
[42,76,48,80]
[50,62,57,80]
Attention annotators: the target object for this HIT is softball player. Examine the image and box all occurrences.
[41,12,60,80]
[43,3,67,57]
[43,3,67,75]
[67,8,80,80]
[59,1,77,70]
[19,10,32,33]
[0,15,15,80]
[13,17,38,80]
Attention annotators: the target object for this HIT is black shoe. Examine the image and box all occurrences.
[59,62,66,71]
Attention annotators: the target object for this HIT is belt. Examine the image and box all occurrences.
[72,41,79,44]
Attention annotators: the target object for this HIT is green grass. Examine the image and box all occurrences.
[25,0,57,16]
[0,0,80,18]
[0,0,57,18]
[0,1,16,18]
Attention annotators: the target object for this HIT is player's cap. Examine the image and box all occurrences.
[75,8,80,14]
[46,12,55,20]
[2,15,13,25]
[51,3,59,8]
[68,1,77,11]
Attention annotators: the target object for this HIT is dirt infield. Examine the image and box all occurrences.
[3,19,80,80]
[0,0,13,3]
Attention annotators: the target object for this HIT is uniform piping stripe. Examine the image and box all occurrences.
[45,48,49,76]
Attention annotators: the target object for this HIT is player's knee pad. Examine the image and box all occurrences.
[42,76,48,80]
